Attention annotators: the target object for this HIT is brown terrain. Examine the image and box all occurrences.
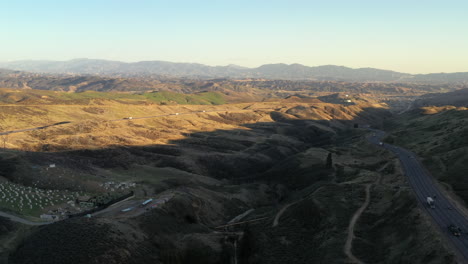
[0,86,459,264]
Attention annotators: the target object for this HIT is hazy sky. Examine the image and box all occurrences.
[1,0,467,73]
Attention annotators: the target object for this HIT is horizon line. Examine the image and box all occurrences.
[1,58,467,75]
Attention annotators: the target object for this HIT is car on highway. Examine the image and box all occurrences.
[140,198,153,207]
[427,197,435,209]
[448,224,462,237]
[174,113,179,115]
[121,207,134,212]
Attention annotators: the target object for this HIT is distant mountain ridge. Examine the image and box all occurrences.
[0,58,467,83]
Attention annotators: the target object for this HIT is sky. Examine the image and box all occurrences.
[0,0,467,73]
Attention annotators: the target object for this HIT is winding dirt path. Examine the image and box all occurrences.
[272,187,325,228]
[344,159,387,264]
[344,184,371,264]
[272,200,302,227]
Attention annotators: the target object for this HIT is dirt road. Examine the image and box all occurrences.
[344,184,370,264]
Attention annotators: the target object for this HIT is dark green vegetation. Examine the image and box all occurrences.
[10,218,147,264]
[0,217,29,263]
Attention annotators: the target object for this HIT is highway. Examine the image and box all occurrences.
[0,211,52,226]
[369,129,468,263]
[0,122,72,136]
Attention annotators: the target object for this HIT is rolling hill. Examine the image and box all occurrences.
[412,88,468,108]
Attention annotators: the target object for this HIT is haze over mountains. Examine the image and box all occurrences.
[1,59,468,83]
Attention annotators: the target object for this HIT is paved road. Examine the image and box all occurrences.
[0,122,71,136]
[0,108,263,224]
[368,129,468,263]
[0,211,53,226]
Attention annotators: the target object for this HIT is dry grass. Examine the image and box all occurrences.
[0,98,388,152]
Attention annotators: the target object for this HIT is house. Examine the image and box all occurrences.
[76,195,94,207]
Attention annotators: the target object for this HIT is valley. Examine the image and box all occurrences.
[0,85,463,263]
[3,1,468,263]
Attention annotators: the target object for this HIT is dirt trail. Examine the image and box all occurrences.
[397,100,414,115]
[344,161,386,264]
[272,187,324,228]
[272,200,301,227]
[344,184,371,264]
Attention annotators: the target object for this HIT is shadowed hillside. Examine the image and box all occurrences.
[412,88,468,108]
[0,94,455,264]
[386,107,468,206]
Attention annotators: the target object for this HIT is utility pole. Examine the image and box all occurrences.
[2,133,8,149]
[234,239,237,264]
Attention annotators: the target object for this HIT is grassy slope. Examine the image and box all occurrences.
[0,88,226,105]
[386,108,468,203]
[1,90,452,263]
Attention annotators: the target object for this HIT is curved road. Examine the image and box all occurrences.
[0,211,52,226]
[369,129,468,263]
[0,108,270,225]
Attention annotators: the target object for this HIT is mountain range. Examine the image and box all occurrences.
[1,59,468,83]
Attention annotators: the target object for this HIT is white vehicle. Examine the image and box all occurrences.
[202,110,206,112]
[379,142,383,146]
[140,198,153,207]
[121,207,134,212]
[427,197,435,209]
[174,113,179,115]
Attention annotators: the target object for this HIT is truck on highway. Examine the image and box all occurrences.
[140,199,153,207]
[427,197,435,209]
